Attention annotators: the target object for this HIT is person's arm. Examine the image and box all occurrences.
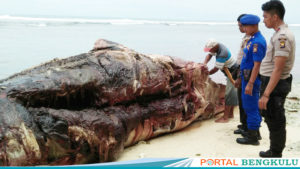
[224,67,235,85]
[234,77,241,88]
[245,61,261,96]
[203,53,213,65]
[209,67,219,75]
[259,56,287,109]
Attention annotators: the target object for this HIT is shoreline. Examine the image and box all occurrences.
[117,106,300,161]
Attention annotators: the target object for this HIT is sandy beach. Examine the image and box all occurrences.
[117,104,300,161]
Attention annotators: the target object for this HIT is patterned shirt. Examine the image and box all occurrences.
[212,43,236,70]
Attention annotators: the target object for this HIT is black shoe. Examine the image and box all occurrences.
[234,128,245,134]
[236,130,259,145]
[242,130,262,140]
[259,150,282,158]
[236,137,260,145]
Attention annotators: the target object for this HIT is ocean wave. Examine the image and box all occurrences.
[0,15,237,26]
[290,24,300,27]
[2,15,299,27]
[27,23,47,27]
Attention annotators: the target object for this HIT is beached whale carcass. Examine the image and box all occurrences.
[0,39,225,166]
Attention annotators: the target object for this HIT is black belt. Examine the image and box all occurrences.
[260,74,293,96]
[241,69,252,81]
[260,74,292,83]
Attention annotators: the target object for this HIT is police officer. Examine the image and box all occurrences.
[259,0,295,157]
[234,14,251,135]
[236,14,267,145]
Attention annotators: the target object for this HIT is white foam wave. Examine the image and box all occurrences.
[0,15,236,26]
[2,15,299,27]
[27,23,47,27]
[290,24,300,27]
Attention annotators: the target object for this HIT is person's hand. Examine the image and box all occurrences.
[203,65,209,74]
[245,82,253,96]
[234,78,241,88]
[259,95,269,110]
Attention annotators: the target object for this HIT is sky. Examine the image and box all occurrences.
[0,0,299,23]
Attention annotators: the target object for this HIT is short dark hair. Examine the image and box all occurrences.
[237,14,247,22]
[262,0,285,20]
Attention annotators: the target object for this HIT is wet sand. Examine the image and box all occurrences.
[117,106,300,161]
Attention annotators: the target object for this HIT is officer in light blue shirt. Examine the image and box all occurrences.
[236,14,267,145]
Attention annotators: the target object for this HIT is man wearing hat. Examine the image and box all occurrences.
[203,39,239,123]
[259,0,295,158]
[236,14,267,145]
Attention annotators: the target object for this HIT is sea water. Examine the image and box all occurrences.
[0,15,299,83]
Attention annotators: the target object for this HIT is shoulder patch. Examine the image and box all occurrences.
[280,41,285,48]
[278,37,286,49]
[253,44,258,53]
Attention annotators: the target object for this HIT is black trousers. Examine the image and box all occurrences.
[238,87,247,130]
[260,75,292,153]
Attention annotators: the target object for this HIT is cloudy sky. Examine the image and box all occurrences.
[0,0,299,23]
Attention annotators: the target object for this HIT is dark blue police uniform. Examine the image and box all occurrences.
[236,14,267,145]
[240,15,267,131]
[241,31,266,130]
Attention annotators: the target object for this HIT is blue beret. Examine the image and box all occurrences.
[240,14,260,25]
